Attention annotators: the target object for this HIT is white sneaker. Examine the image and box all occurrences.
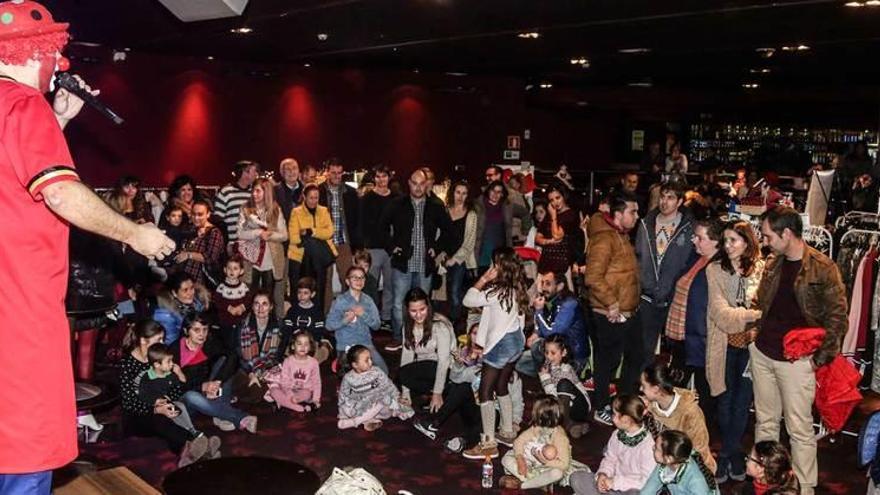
[240,415,258,434]
[213,417,236,432]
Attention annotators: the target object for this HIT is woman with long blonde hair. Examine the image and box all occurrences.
[237,178,288,309]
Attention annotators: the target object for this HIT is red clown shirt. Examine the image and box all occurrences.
[0,79,79,472]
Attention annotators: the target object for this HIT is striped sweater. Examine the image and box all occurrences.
[213,183,251,242]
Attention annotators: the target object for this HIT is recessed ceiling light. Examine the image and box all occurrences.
[539,82,553,89]
[576,101,589,107]
[867,0,880,5]
[569,57,589,67]
[517,32,540,39]
[628,82,652,88]
[445,72,468,77]
[846,1,864,5]
[750,68,772,74]
[412,69,420,74]
[303,63,311,67]
[230,27,253,34]
[742,82,760,89]
[317,33,328,41]
[207,56,215,60]
[618,48,651,54]
[781,44,810,51]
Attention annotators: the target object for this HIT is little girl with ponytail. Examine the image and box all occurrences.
[743,441,799,495]
[642,430,719,495]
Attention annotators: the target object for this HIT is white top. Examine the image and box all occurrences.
[463,286,525,355]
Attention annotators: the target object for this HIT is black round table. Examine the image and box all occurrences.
[163,456,321,495]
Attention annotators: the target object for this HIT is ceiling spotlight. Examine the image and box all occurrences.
[445,71,468,77]
[628,82,652,88]
[207,56,215,60]
[569,57,589,67]
[517,32,540,39]
[618,47,651,54]
[112,50,127,62]
[867,0,880,5]
[539,82,553,89]
[576,101,589,107]
[303,63,311,67]
[230,27,253,34]
[317,33,328,41]
[781,44,810,51]
[742,83,760,89]
[846,1,865,5]
[750,68,771,74]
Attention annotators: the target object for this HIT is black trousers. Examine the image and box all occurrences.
[640,303,670,369]
[123,413,194,454]
[399,360,439,398]
[589,309,645,410]
[557,378,590,422]
[433,381,481,447]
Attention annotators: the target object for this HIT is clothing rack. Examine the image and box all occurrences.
[804,225,834,258]
[840,228,880,247]
[836,211,880,230]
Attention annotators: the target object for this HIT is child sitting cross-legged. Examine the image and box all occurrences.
[337,345,414,431]
[499,394,587,490]
[284,276,334,365]
[264,331,322,412]
[569,394,654,495]
[135,343,221,460]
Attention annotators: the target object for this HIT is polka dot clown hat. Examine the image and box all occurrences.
[0,0,67,40]
[0,0,69,65]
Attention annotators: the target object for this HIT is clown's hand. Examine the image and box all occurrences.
[53,75,99,129]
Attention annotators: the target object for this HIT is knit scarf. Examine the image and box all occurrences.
[602,212,628,234]
[617,426,649,447]
[665,256,711,341]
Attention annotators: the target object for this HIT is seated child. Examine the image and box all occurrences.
[214,255,251,349]
[337,345,413,431]
[570,394,654,495]
[284,276,333,364]
[641,430,719,495]
[743,441,800,495]
[353,249,380,307]
[499,395,587,490]
[264,331,322,412]
[136,343,220,456]
[539,334,591,439]
[640,364,717,474]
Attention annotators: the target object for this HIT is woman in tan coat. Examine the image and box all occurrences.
[705,220,763,484]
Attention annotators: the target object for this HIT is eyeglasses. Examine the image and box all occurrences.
[348,275,366,281]
[745,455,763,466]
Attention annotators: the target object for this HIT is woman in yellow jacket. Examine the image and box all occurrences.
[288,184,337,308]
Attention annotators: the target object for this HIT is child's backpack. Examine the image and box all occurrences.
[316,467,386,495]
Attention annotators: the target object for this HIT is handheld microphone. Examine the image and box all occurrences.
[54,72,124,125]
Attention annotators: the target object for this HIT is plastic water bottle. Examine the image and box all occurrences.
[481,455,493,489]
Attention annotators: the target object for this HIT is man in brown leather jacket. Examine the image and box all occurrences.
[753,206,847,495]
[584,190,641,425]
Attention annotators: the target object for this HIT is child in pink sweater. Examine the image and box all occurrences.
[264,332,321,412]
[569,394,655,495]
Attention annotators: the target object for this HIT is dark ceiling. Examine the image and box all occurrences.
[41,0,880,90]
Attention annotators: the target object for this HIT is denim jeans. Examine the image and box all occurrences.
[0,471,52,495]
[368,248,394,321]
[391,269,432,340]
[716,346,753,473]
[446,263,468,323]
[181,381,248,427]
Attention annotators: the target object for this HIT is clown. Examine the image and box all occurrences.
[0,2,175,493]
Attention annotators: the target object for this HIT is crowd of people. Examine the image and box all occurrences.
[86,154,853,495]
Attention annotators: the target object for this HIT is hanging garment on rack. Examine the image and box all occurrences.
[844,253,869,355]
[806,169,835,227]
[858,248,879,349]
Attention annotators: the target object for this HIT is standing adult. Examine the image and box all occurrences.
[753,207,847,494]
[474,180,514,273]
[174,200,224,288]
[214,160,258,247]
[379,169,451,351]
[536,184,581,279]
[359,165,398,329]
[0,4,174,491]
[444,180,478,327]
[664,218,723,419]
[288,184,337,312]
[706,220,764,484]
[485,165,503,186]
[274,157,303,224]
[319,158,361,307]
[584,191,642,426]
[461,247,530,460]
[237,178,288,309]
[635,182,695,367]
